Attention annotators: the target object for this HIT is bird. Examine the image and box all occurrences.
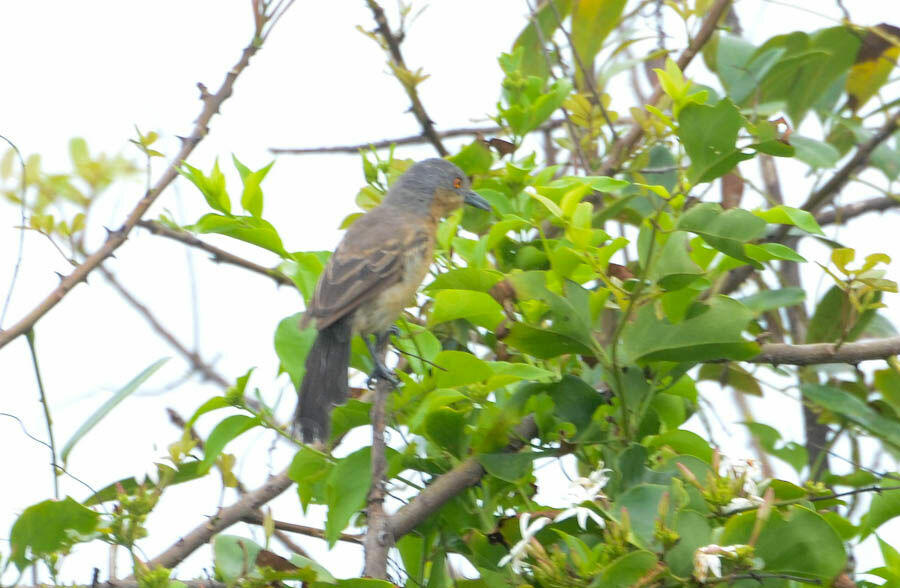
[295,158,491,443]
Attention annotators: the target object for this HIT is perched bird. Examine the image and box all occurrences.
[296,158,490,443]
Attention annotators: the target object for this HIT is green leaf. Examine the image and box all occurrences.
[180,159,230,214]
[393,326,441,376]
[650,231,704,291]
[274,312,317,389]
[425,407,467,456]
[232,156,274,218]
[214,535,263,583]
[431,350,493,388]
[678,203,768,242]
[289,447,332,511]
[448,141,493,175]
[753,204,824,235]
[745,242,806,263]
[612,484,669,547]
[477,451,541,482]
[589,550,658,588]
[508,272,595,350]
[84,462,206,506]
[424,268,503,293]
[189,213,289,257]
[429,290,505,329]
[10,497,100,570]
[715,35,782,104]
[324,447,400,547]
[503,323,593,358]
[665,510,712,577]
[511,1,572,80]
[801,383,900,448]
[790,135,841,169]
[720,506,846,579]
[644,430,713,463]
[283,251,329,303]
[738,287,805,313]
[61,358,168,465]
[623,295,758,363]
[677,99,752,183]
[200,414,262,472]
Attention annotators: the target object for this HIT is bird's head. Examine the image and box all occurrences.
[383,158,491,219]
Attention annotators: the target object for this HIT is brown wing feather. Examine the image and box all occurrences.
[305,208,428,330]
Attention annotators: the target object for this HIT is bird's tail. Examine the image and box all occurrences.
[296,314,352,443]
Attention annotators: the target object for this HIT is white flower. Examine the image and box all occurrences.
[565,465,611,504]
[723,495,765,514]
[722,456,762,495]
[498,513,551,573]
[554,505,605,529]
[693,544,747,581]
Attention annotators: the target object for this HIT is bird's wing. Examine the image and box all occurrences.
[306,212,430,329]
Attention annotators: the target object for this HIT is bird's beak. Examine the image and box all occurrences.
[464,190,491,211]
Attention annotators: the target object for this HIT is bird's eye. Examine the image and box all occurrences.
[453,177,462,189]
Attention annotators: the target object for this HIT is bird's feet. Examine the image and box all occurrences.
[366,360,400,389]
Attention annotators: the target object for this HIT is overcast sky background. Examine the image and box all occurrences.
[1,0,898,583]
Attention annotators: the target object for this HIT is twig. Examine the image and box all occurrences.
[0,20,279,351]
[387,415,537,540]
[745,336,900,366]
[365,0,448,157]
[724,484,900,516]
[0,135,26,329]
[137,220,294,287]
[100,266,230,388]
[241,512,363,545]
[25,329,58,498]
[143,467,293,571]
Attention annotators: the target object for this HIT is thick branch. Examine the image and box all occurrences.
[137,220,294,287]
[799,110,900,216]
[0,40,263,350]
[101,266,230,388]
[366,0,448,157]
[145,468,293,571]
[388,415,537,540]
[748,337,900,366]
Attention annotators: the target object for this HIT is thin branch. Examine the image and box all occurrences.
[387,416,537,540]
[137,220,294,287]
[724,484,900,516]
[0,135,27,328]
[816,195,900,226]
[25,330,59,499]
[269,120,566,155]
[143,467,294,571]
[746,336,900,366]
[241,512,364,545]
[0,25,276,351]
[598,0,731,177]
[365,0,448,157]
[100,266,230,388]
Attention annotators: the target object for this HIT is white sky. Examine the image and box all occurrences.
[1,0,898,584]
